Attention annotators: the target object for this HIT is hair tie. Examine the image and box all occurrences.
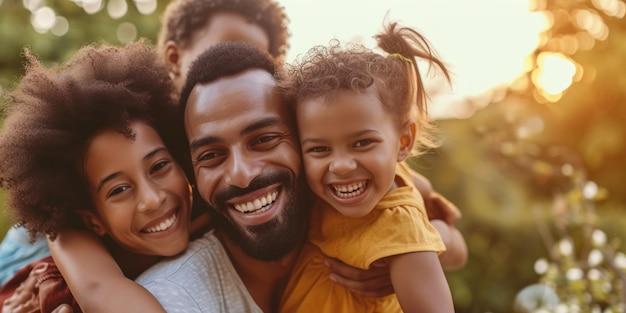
[387,53,412,63]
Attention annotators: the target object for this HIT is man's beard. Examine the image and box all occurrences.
[209,170,311,261]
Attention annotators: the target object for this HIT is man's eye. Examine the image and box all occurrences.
[198,151,220,161]
[195,150,226,167]
[255,135,278,144]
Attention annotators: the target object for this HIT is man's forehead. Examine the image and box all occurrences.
[184,69,291,132]
[190,69,275,106]
[211,68,274,88]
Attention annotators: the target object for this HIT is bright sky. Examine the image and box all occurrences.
[277,0,548,118]
[20,0,549,118]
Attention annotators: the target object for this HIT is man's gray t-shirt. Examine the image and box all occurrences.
[136,231,262,313]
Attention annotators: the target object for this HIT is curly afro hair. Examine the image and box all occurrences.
[0,39,182,241]
[281,22,451,156]
[158,0,290,63]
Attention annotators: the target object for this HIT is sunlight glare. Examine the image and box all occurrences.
[593,0,625,17]
[615,252,626,269]
[31,6,55,33]
[566,268,583,281]
[277,0,548,118]
[107,0,128,19]
[587,249,604,267]
[116,22,137,44]
[80,0,103,14]
[534,52,578,100]
[592,229,607,246]
[533,258,549,275]
[134,0,157,15]
[574,9,609,40]
[50,16,69,36]
[22,0,43,12]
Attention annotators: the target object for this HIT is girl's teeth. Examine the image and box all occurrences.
[144,213,177,233]
[332,181,367,199]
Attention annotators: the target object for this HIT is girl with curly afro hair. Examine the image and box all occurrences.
[0,40,193,312]
[278,21,460,313]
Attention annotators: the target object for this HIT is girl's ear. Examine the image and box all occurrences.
[397,121,416,162]
[76,210,107,236]
[163,41,182,80]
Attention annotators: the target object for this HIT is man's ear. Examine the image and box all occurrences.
[163,40,182,80]
[76,210,106,236]
[397,121,416,162]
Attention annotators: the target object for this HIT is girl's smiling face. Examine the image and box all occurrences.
[81,120,192,256]
[297,87,414,218]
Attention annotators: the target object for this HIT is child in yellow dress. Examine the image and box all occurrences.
[280,21,455,312]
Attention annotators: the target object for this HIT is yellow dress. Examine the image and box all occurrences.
[280,163,446,313]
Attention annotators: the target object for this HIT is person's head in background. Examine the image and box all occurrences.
[158,0,290,91]
[0,40,192,257]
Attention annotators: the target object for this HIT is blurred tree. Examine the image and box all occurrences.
[514,165,625,313]
[508,0,626,204]
[412,0,625,312]
[0,0,164,98]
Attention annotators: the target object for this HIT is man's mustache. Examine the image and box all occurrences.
[213,171,292,208]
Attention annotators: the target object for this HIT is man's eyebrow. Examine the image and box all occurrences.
[240,117,285,137]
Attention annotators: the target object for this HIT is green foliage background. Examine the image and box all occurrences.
[0,1,624,312]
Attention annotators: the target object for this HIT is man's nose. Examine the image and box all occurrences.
[223,149,263,188]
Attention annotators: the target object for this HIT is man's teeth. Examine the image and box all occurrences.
[332,181,366,199]
[233,191,278,214]
[143,213,177,233]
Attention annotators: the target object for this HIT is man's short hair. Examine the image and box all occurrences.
[179,42,277,110]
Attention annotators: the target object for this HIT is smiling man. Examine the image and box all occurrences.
[135,42,309,313]
[183,65,309,263]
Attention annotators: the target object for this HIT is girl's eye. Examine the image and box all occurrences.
[107,185,129,198]
[308,146,330,153]
[355,139,373,147]
[151,160,170,174]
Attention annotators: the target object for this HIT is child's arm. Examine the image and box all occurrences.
[48,230,166,313]
[389,251,455,313]
[410,169,468,270]
[430,219,468,270]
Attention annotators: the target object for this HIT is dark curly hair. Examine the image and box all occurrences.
[0,40,182,241]
[180,41,277,109]
[157,0,290,63]
[281,21,451,155]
